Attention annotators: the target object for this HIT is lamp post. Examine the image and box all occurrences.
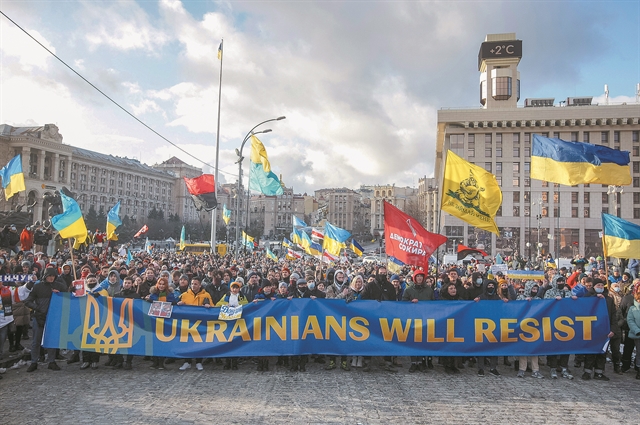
[234,117,286,260]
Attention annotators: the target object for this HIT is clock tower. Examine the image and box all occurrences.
[478,33,522,109]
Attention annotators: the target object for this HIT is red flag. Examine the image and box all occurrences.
[384,201,446,269]
[184,174,217,211]
[134,224,148,238]
[457,243,488,260]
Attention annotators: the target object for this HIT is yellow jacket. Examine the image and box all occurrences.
[179,289,213,306]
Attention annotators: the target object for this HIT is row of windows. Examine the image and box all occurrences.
[454,131,640,158]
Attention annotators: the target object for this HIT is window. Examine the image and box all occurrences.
[513,147,520,157]
[524,191,530,202]
[614,131,620,145]
[513,177,520,187]
[496,162,502,173]
[634,177,640,188]
[496,206,502,217]
[513,206,520,217]
[583,132,589,143]
[633,131,639,144]
[571,207,578,218]
[554,207,559,217]
[496,134,502,157]
[634,146,640,157]
[492,76,512,100]
[601,131,609,144]
[584,193,590,203]
[571,192,578,203]
[542,181,548,188]
[513,162,520,173]
[634,193,640,204]
[634,162,640,174]
[524,206,530,217]
[602,193,609,203]
[603,207,609,215]
[554,191,559,202]
[485,162,492,172]
[542,192,549,202]
[553,132,560,139]
[513,192,520,203]
[584,207,590,218]
[484,134,492,157]
[635,209,640,219]
[524,133,531,157]
[542,207,548,217]
[449,134,464,155]
[468,134,475,157]
[571,132,578,142]
[496,176,502,185]
[524,178,530,187]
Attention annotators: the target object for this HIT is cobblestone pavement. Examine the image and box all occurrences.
[2,356,640,425]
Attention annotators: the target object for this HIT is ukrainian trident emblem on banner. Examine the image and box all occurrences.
[81,295,135,354]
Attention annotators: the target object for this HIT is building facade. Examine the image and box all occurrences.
[314,188,358,231]
[0,124,175,224]
[435,33,640,258]
[417,177,438,233]
[248,187,305,239]
[369,185,419,237]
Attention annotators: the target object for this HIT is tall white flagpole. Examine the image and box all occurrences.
[211,39,223,254]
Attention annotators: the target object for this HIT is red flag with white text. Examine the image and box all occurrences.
[384,201,446,269]
[134,224,149,238]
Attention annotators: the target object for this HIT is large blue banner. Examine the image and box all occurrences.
[43,293,610,357]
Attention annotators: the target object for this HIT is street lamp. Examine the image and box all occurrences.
[234,116,286,260]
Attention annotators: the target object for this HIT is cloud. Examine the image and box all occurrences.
[79,0,169,53]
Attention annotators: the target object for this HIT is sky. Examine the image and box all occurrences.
[1,0,639,195]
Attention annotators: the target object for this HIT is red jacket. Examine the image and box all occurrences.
[20,229,33,251]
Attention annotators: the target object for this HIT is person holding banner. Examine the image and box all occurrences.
[581,279,617,381]
[146,277,177,370]
[474,280,505,377]
[177,277,212,372]
[439,282,462,374]
[543,275,577,380]
[216,280,247,371]
[25,267,67,373]
[403,270,435,373]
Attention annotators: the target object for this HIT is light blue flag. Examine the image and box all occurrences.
[106,201,122,241]
[293,215,307,228]
[249,135,284,196]
[145,237,151,254]
[126,249,133,266]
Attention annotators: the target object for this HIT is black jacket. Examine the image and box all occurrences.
[206,283,229,306]
[116,287,141,299]
[620,293,635,331]
[360,276,396,301]
[24,278,68,326]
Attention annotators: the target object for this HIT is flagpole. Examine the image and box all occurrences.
[68,238,77,280]
[211,38,224,255]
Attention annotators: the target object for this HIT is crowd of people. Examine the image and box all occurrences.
[1,240,639,383]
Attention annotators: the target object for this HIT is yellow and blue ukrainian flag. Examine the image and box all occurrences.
[282,237,292,248]
[223,204,231,225]
[323,221,350,256]
[51,192,87,244]
[180,226,186,251]
[249,135,284,196]
[242,231,254,250]
[387,256,404,274]
[291,228,304,246]
[350,239,364,257]
[266,248,278,262]
[293,215,307,228]
[0,154,26,200]
[531,134,631,186]
[106,201,122,241]
[602,213,640,259]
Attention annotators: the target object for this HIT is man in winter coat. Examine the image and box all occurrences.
[177,276,212,372]
[582,279,617,381]
[24,267,67,372]
[544,275,577,379]
[403,270,435,372]
[360,265,397,373]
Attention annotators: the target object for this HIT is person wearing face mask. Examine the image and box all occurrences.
[307,279,326,299]
[543,276,577,379]
[473,280,502,377]
[515,284,545,379]
[465,272,485,300]
[582,279,618,380]
[620,272,633,293]
[360,265,397,373]
[625,284,640,379]
[288,279,312,372]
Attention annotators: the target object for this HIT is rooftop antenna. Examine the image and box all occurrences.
[604,84,609,105]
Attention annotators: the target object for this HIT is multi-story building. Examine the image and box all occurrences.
[369,185,418,237]
[0,124,175,223]
[314,188,357,231]
[417,177,438,233]
[152,156,205,223]
[435,33,640,258]
[248,187,305,239]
